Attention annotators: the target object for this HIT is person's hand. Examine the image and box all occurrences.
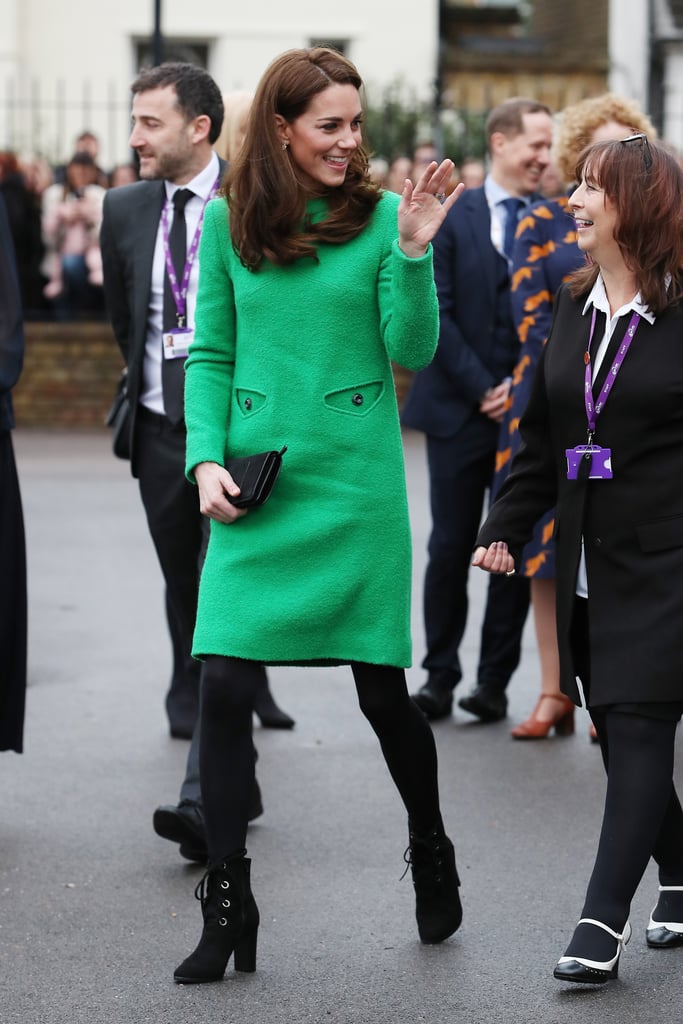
[479,379,511,423]
[193,461,248,524]
[472,542,516,576]
[397,160,465,258]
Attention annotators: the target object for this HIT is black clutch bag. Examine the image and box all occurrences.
[225,445,287,508]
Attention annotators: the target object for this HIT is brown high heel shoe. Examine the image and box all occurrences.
[511,693,575,740]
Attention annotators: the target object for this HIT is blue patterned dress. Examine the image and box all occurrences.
[491,194,582,578]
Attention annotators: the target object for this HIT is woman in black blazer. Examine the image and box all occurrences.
[474,136,683,985]
[0,193,27,754]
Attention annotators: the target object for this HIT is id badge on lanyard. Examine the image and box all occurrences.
[565,308,641,481]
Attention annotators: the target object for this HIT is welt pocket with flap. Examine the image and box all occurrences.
[636,514,683,553]
[323,380,384,416]
[235,388,267,417]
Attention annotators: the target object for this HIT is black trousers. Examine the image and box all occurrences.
[135,408,206,731]
[423,424,529,691]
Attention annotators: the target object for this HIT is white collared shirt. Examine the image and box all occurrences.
[484,174,531,263]
[140,151,221,413]
[575,275,656,598]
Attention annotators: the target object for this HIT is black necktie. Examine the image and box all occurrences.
[162,188,194,424]
[501,197,524,262]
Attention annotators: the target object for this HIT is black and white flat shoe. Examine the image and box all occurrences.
[553,918,632,984]
[647,885,683,948]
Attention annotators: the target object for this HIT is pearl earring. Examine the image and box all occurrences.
[282,141,289,151]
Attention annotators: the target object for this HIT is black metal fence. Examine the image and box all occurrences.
[1,75,491,170]
[1,78,133,167]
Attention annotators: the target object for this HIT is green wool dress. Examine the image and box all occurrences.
[184,190,438,667]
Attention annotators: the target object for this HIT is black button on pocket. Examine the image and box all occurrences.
[323,380,384,416]
[235,388,267,416]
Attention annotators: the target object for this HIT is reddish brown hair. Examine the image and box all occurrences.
[569,137,683,314]
[226,47,380,270]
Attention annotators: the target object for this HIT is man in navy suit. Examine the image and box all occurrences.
[402,98,553,722]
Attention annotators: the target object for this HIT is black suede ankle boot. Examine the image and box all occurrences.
[405,825,462,943]
[174,850,260,983]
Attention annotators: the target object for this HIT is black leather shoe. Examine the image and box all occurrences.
[253,677,295,729]
[154,783,265,863]
[554,919,631,984]
[169,721,195,740]
[154,800,207,862]
[411,675,455,721]
[458,685,508,722]
[647,885,683,947]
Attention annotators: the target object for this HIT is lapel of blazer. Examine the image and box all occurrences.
[133,181,165,352]
[465,187,498,305]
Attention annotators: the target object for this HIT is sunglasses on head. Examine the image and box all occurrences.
[619,132,653,171]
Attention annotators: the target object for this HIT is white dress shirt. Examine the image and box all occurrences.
[139,151,221,413]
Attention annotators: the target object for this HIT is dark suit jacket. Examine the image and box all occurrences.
[402,185,519,439]
[0,194,24,433]
[100,159,227,476]
[478,284,683,706]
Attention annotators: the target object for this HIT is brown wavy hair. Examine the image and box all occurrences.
[225,47,381,270]
[569,138,683,315]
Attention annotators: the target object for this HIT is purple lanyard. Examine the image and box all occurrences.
[584,306,641,439]
[161,175,220,327]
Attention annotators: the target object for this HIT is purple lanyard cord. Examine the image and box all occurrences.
[584,306,641,438]
[160,175,221,326]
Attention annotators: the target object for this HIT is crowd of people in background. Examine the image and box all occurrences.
[0,132,139,321]
[0,121,490,323]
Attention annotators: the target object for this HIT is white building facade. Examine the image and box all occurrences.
[0,0,438,166]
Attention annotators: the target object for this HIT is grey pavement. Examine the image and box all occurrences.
[3,426,682,1024]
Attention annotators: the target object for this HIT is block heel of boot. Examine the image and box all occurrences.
[233,924,258,972]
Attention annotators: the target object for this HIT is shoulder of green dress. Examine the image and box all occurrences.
[206,194,228,217]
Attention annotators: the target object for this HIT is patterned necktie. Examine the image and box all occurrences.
[162,188,194,424]
[501,196,524,262]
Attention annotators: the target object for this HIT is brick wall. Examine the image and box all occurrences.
[13,322,124,429]
[13,322,413,428]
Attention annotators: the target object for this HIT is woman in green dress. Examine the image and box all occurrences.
[174,47,465,985]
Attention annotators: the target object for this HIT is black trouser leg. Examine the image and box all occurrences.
[476,571,530,693]
[136,415,204,729]
[351,662,442,835]
[422,433,495,685]
[199,657,261,861]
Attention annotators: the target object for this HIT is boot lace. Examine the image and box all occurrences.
[401,834,446,889]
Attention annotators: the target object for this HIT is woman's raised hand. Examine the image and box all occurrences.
[397,160,464,257]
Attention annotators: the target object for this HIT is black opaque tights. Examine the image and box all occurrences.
[565,710,683,962]
[199,657,443,862]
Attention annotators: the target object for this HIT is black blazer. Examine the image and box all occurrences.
[402,185,521,439]
[478,284,683,706]
[100,159,227,476]
[0,195,23,433]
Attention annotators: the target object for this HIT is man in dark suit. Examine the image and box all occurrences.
[402,97,553,723]
[101,63,290,861]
